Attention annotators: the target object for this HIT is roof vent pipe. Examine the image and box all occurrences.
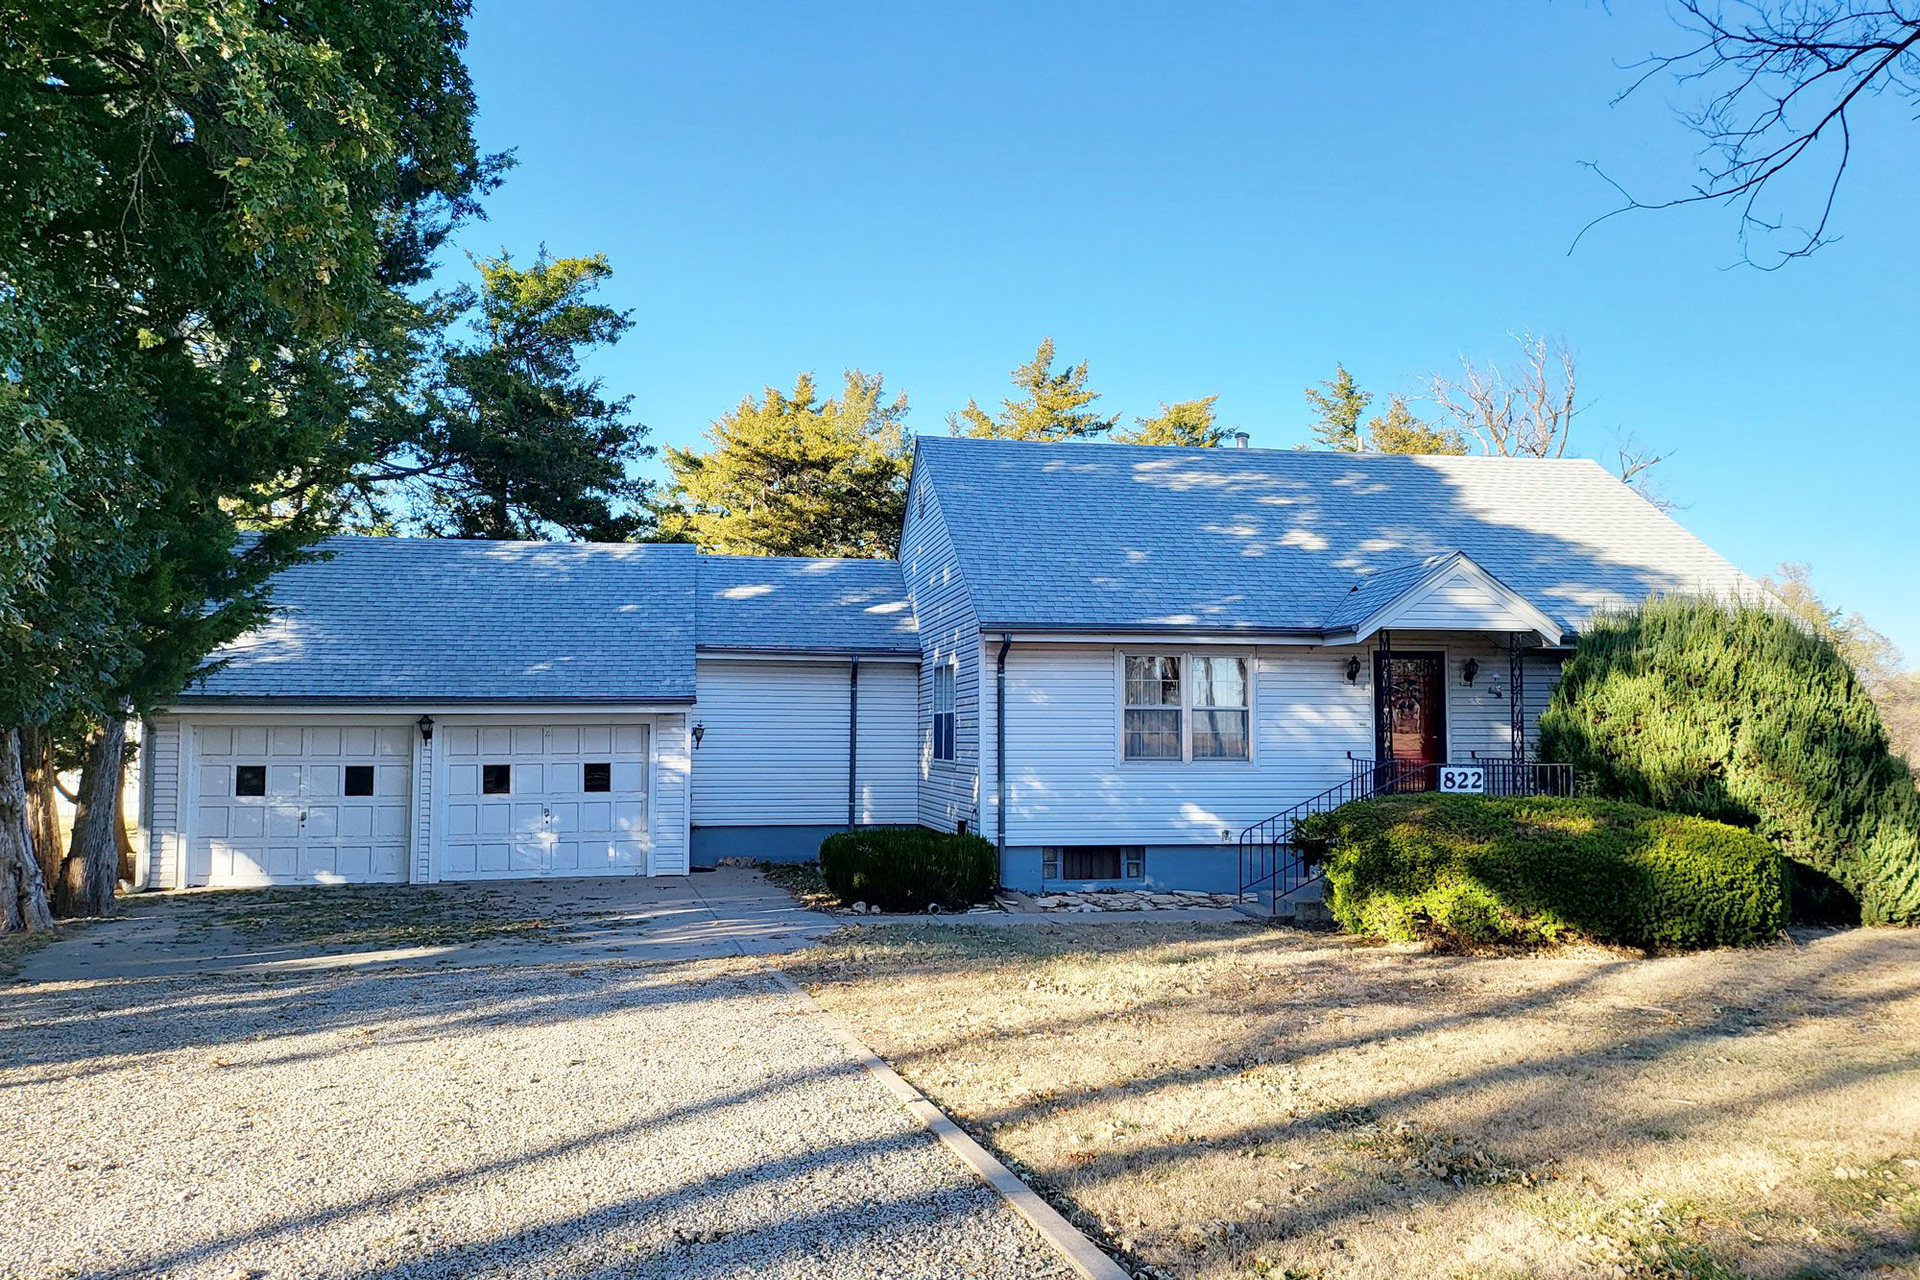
[1233,430,1250,448]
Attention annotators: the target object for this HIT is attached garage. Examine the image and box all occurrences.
[191,723,412,887]
[146,539,700,890]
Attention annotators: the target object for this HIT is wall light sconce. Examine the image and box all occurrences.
[416,714,434,743]
[691,721,705,750]
[1462,658,1479,686]
[1345,656,1363,684]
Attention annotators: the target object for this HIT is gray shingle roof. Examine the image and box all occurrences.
[915,437,1752,636]
[183,538,697,703]
[695,555,918,654]
[1320,552,1459,631]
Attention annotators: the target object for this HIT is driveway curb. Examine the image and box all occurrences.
[769,969,1131,1280]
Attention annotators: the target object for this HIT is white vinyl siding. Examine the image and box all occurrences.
[983,632,1557,846]
[902,459,981,831]
[144,716,183,889]
[693,660,851,825]
[649,714,692,875]
[856,661,920,824]
[691,657,919,828]
[1389,571,1548,632]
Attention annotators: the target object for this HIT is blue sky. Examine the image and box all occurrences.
[453,2,1919,656]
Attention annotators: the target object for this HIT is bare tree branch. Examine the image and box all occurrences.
[1575,1,1920,267]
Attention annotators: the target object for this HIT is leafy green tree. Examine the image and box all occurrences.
[1304,364,1370,451]
[950,338,1117,441]
[368,251,651,540]
[1541,596,1920,926]
[0,0,497,926]
[663,371,911,557]
[1114,396,1227,447]
[1366,395,1468,455]
[1764,563,1920,774]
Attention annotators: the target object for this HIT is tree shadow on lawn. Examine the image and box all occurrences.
[791,922,1920,1277]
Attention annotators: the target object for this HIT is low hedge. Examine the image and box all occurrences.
[1295,794,1788,950]
[818,826,998,912]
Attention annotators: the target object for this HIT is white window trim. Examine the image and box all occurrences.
[1113,649,1256,765]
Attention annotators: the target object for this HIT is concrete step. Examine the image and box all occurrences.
[1233,890,1333,925]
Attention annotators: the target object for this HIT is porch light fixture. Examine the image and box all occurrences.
[416,714,434,742]
[691,721,705,750]
[1462,658,1479,686]
[1344,656,1362,684]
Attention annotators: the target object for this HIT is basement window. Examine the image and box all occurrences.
[482,764,511,795]
[1041,846,1146,881]
[583,762,611,793]
[234,765,266,797]
[343,765,375,797]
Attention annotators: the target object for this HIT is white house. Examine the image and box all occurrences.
[141,436,1751,897]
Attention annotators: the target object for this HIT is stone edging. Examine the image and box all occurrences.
[768,969,1131,1280]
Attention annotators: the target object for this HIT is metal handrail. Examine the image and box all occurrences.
[1236,757,1423,906]
[1237,756,1576,911]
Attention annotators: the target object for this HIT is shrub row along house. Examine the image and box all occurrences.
[138,437,1751,897]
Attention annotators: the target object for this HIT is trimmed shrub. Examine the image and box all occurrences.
[818,826,998,912]
[1539,596,1920,926]
[1297,794,1788,950]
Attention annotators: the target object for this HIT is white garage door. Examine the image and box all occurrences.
[192,724,412,886]
[440,723,649,880]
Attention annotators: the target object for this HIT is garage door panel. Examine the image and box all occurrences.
[192,722,411,887]
[438,721,649,880]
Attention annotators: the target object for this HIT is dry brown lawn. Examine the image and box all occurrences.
[788,923,1920,1279]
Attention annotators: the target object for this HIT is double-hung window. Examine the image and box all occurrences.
[1121,652,1251,762]
[932,661,957,762]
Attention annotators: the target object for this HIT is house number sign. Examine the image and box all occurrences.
[1438,765,1486,794]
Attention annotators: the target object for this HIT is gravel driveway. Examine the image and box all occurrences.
[0,958,1066,1277]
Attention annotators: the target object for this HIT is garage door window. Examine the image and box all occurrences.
[482,764,511,794]
[234,765,266,797]
[583,762,611,792]
[344,765,375,796]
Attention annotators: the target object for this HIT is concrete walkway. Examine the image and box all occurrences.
[15,867,1254,983]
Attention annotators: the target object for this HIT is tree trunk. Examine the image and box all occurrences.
[19,725,65,892]
[115,751,138,887]
[0,729,56,932]
[57,719,123,919]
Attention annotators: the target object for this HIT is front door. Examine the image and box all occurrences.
[1375,652,1446,790]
